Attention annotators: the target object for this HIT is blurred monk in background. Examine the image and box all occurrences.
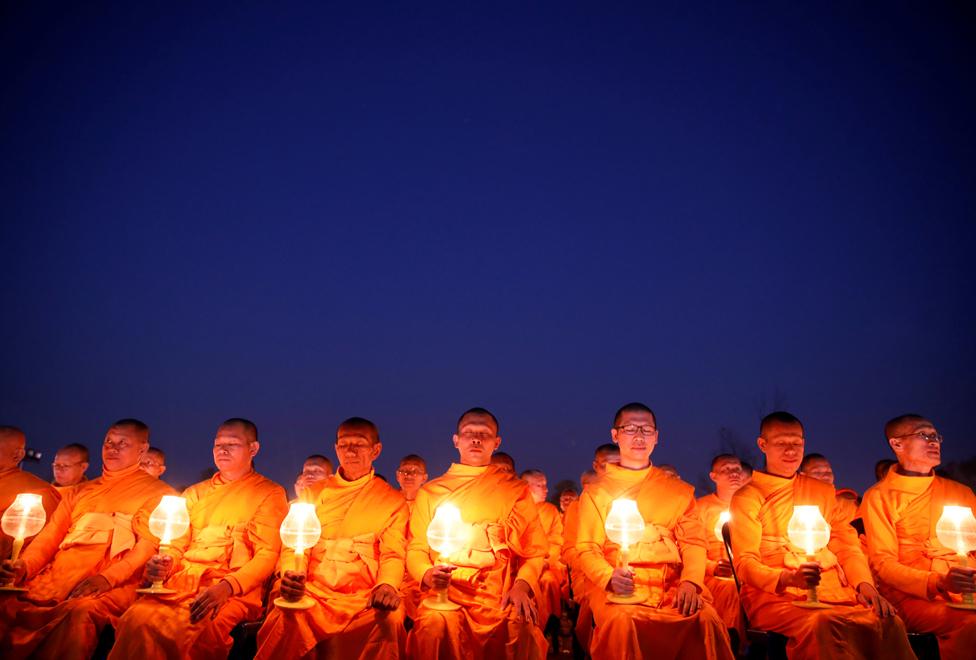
[0,426,60,560]
[293,454,333,502]
[139,446,167,480]
[51,442,89,490]
[521,469,566,631]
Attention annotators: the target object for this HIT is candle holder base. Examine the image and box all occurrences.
[607,588,647,605]
[423,595,461,611]
[947,602,976,610]
[136,585,177,595]
[275,595,316,610]
[0,585,27,593]
[793,600,832,609]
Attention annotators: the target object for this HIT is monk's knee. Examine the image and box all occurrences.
[413,610,450,638]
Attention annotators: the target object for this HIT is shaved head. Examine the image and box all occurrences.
[612,402,657,429]
[58,443,90,463]
[111,418,150,445]
[884,414,930,441]
[759,411,803,437]
[457,407,499,435]
[220,418,258,445]
[0,426,27,470]
[337,417,379,445]
[491,451,516,474]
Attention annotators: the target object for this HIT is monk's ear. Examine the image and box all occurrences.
[888,437,901,454]
[452,434,460,450]
[371,442,382,460]
[13,446,25,463]
[249,441,260,458]
[493,435,502,451]
[610,428,619,444]
[756,436,767,453]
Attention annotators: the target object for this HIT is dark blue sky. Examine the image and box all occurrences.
[3,3,974,495]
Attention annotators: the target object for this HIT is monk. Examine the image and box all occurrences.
[256,417,408,659]
[874,458,895,482]
[859,413,976,658]
[109,418,288,659]
[491,451,516,475]
[396,454,428,503]
[294,454,334,502]
[406,407,548,659]
[800,453,858,524]
[51,442,89,490]
[657,463,680,479]
[521,469,566,629]
[696,454,746,638]
[729,411,913,660]
[0,427,60,560]
[0,419,175,660]
[576,402,733,660]
[558,487,577,516]
[139,446,167,479]
[561,444,619,651]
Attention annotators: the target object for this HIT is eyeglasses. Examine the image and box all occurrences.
[614,424,657,436]
[397,468,425,477]
[893,431,943,445]
[458,431,496,442]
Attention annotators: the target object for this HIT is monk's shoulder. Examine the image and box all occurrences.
[935,475,976,501]
[138,471,178,499]
[731,482,761,508]
[10,469,56,493]
[795,473,836,502]
[248,472,288,501]
[653,470,695,502]
[367,476,407,511]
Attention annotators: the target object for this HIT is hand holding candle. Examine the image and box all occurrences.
[786,505,832,609]
[423,502,466,611]
[605,498,647,604]
[274,502,322,610]
[936,505,976,610]
[137,495,190,595]
[0,493,46,591]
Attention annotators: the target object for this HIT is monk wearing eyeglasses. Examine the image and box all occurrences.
[396,454,428,620]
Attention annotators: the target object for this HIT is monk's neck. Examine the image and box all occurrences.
[896,463,935,478]
[714,488,735,504]
[618,456,651,470]
[339,466,371,481]
[218,466,253,482]
[764,464,796,479]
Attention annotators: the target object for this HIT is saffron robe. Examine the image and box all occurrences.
[406,463,549,660]
[560,497,594,651]
[576,464,734,660]
[696,493,744,636]
[256,470,408,660]
[730,470,914,660]
[109,470,288,659]
[535,500,566,627]
[859,468,976,659]
[0,463,174,660]
[0,466,60,560]
[401,499,423,621]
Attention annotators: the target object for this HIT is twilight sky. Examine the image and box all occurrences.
[2,3,974,496]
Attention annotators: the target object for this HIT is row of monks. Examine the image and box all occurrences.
[0,404,973,659]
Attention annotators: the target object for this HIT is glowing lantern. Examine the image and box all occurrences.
[935,505,976,610]
[714,510,731,543]
[274,502,322,610]
[786,505,832,609]
[422,503,467,611]
[137,495,191,595]
[605,498,647,604]
[0,493,46,592]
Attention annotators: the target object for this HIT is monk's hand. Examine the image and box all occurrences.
[674,580,703,617]
[189,579,233,623]
[940,566,976,594]
[422,564,455,591]
[279,570,307,602]
[779,561,821,590]
[367,583,400,610]
[855,582,894,617]
[0,559,27,585]
[501,578,537,625]
[69,574,111,599]
[714,559,734,579]
[608,566,634,596]
[144,554,174,585]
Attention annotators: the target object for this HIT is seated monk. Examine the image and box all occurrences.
[256,417,408,659]
[293,454,333,503]
[729,411,913,660]
[491,451,516,475]
[520,469,567,631]
[800,453,858,524]
[557,487,577,518]
[138,446,167,480]
[51,442,90,491]
[576,402,733,660]
[110,418,288,659]
[0,419,174,659]
[859,413,976,658]
[0,426,60,560]
[406,407,548,659]
[696,453,747,640]
[396,453,428,620]
[561,444,619,652]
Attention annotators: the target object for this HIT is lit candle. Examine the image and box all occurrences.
[274,502,322,610]
[935,505,976,610]
[0,493,46,592]
[137,495,191,595]
[422,503,467,611]
[605,498,647,604]
[713,510,731,543]
[786,505,831,609]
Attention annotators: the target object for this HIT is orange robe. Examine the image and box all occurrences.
[0,466,61,560]
[560,497,594,651]
[406,463,548,660]
[401,499,424,621]
[109,470,288,659]
[256,470,408,660]
[535,500,566,628]
[859,468,976,658]
[730,470,914,660]
[696,493,743,636]
[0,462,174,660]
[576,464,733,660]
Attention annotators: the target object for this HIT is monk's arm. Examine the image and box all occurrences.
[826,491,873,589]
[20,491,75,577]
[560,501,580,570]
[508,487,547,589]
[548,510,565,567]
[406,490,435,584]
[40,486,61,521]
[224,487,288,595]
[729,489,783,593]
[575,491,615,591]
[674,498,708,589]
[376,498,407,590]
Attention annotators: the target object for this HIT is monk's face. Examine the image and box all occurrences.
[524,474,548,504]
[102,427,147,471]
[213,425,258,476]
[0,433,26,471]
[710,457,746,492]
[801,457,834,485]
[54,449,89,485]
[757,421,804,476]
[335,433,381,481]
[453,414,501,467]
[592,449,620,475]
[611,410,658,467]
[396,459,427,496]
[559,489,578,512]
[301,458,332,482]
[140,451,166,478]
[889,419,941,472]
